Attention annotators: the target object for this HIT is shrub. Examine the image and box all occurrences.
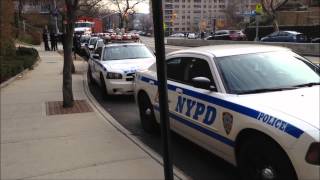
[0,47,39,83]
[0,57,24,82]
[18,32,34,45]
[18,31,41,45]
[16,46,38,58]
[28,31,41,45]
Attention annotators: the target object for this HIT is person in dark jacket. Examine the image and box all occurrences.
[42,28,50,51]
[50,32,56,51]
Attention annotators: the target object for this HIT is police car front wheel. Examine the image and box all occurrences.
[138,92,158,133]
[238,135,297,180]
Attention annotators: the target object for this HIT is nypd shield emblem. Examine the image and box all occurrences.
[222,112,233,135]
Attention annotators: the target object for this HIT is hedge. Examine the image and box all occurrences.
[0,47,39,83]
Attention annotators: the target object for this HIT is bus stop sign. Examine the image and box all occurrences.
[255,3,263,14]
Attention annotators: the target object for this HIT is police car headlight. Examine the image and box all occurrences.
[305,142,320,165]
[106,72,122,79]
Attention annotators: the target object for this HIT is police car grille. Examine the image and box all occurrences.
[126,73,135,81]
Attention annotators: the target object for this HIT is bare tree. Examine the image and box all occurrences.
[62,0,79,107]
[261,0,289,31]
[78,0,107,17]
[224,1,242,28]
[110,0,145,29]
[141,15,152,32]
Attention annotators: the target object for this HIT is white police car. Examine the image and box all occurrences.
[87,42,155,96]
[134,44,320,180]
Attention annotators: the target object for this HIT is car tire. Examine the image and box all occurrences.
[87,65,94,85]
[238,134,297,180]
[138,92,159,133]
[100,73,109,99]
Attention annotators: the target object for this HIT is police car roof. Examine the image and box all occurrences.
[168,44,291,57]
[104,42,143,47]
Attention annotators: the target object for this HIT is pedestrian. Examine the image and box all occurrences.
[50,32,56,51]
[72,34,79,60]
[42,27,50,51]
[201,31,205,40]
[54,33,59,50]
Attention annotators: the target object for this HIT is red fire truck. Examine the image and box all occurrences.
[74,16,103,34]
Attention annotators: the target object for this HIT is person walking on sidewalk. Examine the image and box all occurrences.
[42,28,50,51]
[50,32,57,51]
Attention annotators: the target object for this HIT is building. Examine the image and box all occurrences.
[162,0,259,34]
[13,0,56,14]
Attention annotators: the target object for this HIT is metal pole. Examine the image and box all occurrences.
[255,15,260,41]
[53,0,59,33]
[151,1,173,180]
[23,20,26,32]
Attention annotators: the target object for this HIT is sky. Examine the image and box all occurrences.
[103,0,150,14]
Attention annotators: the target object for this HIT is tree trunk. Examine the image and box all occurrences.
[63,30,74,107]
[119,13,123,28]
[62,5,75,107]
[272,15,279,32]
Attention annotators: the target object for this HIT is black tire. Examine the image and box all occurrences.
[238,135,297,180]
[138,92,159,133]
[87,65,94,85]
[100,73,109,99]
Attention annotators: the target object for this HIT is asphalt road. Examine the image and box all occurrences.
[88,37,239,179]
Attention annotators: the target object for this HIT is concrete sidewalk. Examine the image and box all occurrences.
[0,46,183,179]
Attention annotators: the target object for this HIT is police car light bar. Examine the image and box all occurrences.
[104,34,140,43]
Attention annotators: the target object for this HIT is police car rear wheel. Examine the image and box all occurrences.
[238,135,297,180]
[138,93,158,133]
[100,74,109,99]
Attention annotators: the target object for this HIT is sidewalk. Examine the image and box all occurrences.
[0,46,180,179]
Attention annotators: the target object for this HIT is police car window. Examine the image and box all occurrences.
[184,58,214,84]
[216,51,320,94]
[103,45,153,61]
[95,47,102,57]
[167,58,185,82]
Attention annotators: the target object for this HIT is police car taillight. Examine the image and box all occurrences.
[305,142,320,165]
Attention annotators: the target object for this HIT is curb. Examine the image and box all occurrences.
[0,57,41,89]
[81,65,191,180]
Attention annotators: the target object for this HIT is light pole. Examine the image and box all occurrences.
[53,0,59,33]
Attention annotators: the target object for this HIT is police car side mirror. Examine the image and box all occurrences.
[91,54,100,59]
[191,77,216,91]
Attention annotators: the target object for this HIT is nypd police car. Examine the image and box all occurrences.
[87,42,155,96]
[134,45,320,180]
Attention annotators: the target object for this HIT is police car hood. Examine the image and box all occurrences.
[102,58,155,73]
[228,86,320,129]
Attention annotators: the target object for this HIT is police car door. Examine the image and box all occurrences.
[92,47,103,81]
[167,56,225,152]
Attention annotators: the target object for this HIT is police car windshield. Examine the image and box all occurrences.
[89,38,98,45]
[216,51,320,94]
[103,45,153,61]
[75,22,92,28]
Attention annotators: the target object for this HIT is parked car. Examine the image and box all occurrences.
[260,31,308,42]
[206,30,247,41]
[187,33,197,39]
[311,37,320,43]
[134,44,320,180]
[87,42,155,96]
[170,33,185,37]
